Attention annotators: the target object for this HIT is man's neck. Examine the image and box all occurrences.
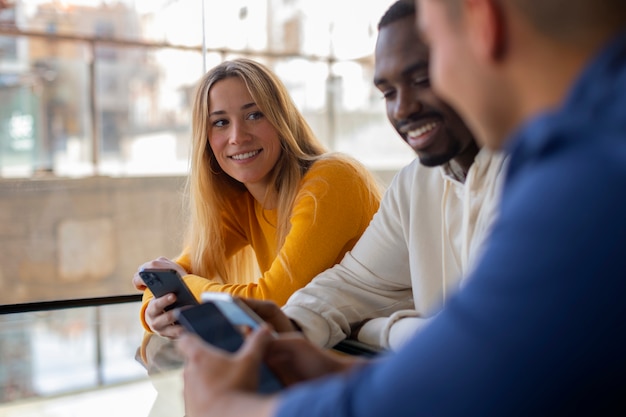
[448,141,481,183]
[445,159,468,183]
[509,29,615,130]
[516,54,586,124]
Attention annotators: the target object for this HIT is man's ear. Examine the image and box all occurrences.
[464,0,507,62]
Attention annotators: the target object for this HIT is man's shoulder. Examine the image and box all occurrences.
[377,159,447,216]
[389,158,444,190]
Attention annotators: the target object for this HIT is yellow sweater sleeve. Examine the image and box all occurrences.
[139,158,380,331]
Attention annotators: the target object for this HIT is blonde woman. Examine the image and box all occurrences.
[133,58,381,338]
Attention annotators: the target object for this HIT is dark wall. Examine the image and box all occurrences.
[0,175,187,304]
[0,169,397,305]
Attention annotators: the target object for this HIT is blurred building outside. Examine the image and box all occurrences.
[0,0,413,178]
[0,0,415,410]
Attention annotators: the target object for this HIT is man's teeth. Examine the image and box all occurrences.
[231,150,260,160]
[409,122,437,138]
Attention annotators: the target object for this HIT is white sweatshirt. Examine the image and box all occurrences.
[282,149,508,351]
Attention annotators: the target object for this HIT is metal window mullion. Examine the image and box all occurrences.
[88,39,100,176]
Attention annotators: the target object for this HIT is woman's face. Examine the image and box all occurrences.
[207,76,282,196]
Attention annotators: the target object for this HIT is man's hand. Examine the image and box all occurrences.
[175,320,367,416]
[239,298,299,333]
[177,327,278,417]
[238,298,368,384]
[266,333,367,385]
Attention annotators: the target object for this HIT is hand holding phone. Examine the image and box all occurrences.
[139,268,199,311]
[175,302,284,394]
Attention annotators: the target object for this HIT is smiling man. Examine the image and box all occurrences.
[176,0,626,416]
[276,0,507,352]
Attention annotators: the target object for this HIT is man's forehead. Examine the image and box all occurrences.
[374,55,429,87]
[376,15,428,52]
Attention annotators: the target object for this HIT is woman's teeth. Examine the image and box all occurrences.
[231,150,261,160]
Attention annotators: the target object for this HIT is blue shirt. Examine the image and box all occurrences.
[276,31,626,417]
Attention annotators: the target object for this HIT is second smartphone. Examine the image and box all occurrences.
[175,302,284,394]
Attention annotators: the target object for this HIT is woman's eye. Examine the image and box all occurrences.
[212,119,228,127]
[247,111,263,120]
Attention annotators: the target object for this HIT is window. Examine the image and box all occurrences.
[1,0,413,408]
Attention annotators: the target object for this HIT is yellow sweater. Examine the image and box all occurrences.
[140,158,380,331]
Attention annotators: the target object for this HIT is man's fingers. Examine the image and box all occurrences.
[238,325,274,361]
[239,298,296,333]
[239,298,279,318]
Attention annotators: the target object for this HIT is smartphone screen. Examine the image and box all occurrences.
[201,292,264,331]
[139,268,198,311]
[175,302,284,394]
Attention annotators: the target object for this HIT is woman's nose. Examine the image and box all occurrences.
[229,122,252,145]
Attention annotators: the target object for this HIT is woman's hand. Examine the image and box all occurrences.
[144,294,185,339]
[132,256,187,290]
[132,256,189,338]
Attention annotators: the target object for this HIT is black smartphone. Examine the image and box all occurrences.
[139,268,199,311]
[174,302,284,394]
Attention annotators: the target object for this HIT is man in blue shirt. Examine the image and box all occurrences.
[176,0,626,416]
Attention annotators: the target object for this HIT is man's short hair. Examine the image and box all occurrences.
[439,0,626,44]
[378,0,416,30]
[507,0,626,44]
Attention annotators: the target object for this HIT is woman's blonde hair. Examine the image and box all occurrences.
[184,58,376,284]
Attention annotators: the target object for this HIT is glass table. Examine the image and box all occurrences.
[0,297,184,417]
[0,295,382,417]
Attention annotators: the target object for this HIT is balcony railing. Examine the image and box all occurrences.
[0,294,167,414]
